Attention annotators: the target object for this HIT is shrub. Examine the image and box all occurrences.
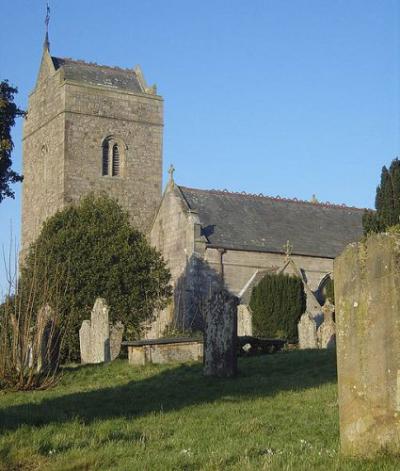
[249,273,306,340]
[19,194,172,360]
[0,262,66,390]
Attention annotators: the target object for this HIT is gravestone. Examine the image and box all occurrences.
[335,233,400,457]
[36,304,60,374]
[79,298,124,364]
[317,300,336,349]
[203,289,238,377]
[298,312,318,349]
[110,321,125,361]
[79,320,91,364]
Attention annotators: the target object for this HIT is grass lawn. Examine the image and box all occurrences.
[0,350,399,470]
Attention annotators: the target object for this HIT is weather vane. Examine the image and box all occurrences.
[44,2,51,50]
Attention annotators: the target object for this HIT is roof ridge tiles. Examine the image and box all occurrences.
[178,185,367,211]
[52,56,135,73]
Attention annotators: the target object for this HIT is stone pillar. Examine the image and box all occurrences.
[203,290,238,377]
[335,233,400,457]
[317,301,336,349]
[298,312,318,349]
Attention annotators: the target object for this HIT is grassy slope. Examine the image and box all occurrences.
[0,350,398,470]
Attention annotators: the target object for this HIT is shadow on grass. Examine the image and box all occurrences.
[0,349,337,433]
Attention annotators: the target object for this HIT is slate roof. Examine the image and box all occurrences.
[51,57,143,93]
[178,186,365,259]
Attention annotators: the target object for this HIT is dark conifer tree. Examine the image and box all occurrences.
[363,158,400,234]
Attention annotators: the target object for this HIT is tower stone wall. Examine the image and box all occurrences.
[21,48,163,256]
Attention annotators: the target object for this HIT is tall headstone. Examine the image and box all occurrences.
[79,320,91,364]
[335,233,400,456]
[36,304,60,374]
[110,321,125,361]
[203,289,238,377]
[90,298,111,363]
[298,312,318,349]
[79,298,124,364]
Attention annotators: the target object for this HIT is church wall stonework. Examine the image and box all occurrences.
[147,182,333,338]
[147,183,197,337]
[150,183,194,281]
[21,49,163,256]
[204,247,333,295]
[63,82,163,233]
[22,57,66,256]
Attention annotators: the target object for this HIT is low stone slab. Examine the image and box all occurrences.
[335,233,400,457]
[123,338,203,366]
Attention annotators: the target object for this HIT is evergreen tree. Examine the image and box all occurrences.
[0,81,24,203]
[363,158,400,234]
[20,194,172,360]
[249,273,306,340]
[390,158,400,222]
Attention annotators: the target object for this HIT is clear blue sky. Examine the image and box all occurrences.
[0,0,399,296]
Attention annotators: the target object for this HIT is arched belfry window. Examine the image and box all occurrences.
[101,137,125,177]
[102,140,109,176]
[112,144,120,176]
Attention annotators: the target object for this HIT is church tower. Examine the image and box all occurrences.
[21,42,163,255]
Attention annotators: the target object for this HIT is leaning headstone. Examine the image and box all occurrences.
[36,304,60,374]
[298,312,318,349]
[79,298,124,364]
[203,289,238,377]
[79,320,91,364]
[317,300,336,349]
[335,233,400,457]
[110,321,124,361]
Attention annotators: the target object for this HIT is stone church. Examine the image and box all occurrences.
[21,42,364,338]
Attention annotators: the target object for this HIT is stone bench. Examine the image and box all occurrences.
[122,337,204,366]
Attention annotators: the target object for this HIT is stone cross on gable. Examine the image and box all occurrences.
[168,164,175,183]
[283,240,293,259]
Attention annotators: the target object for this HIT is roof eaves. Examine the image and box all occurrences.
[205,243,335,259]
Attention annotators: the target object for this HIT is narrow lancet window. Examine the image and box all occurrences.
[112,144,120,176]
[102,141,109,176]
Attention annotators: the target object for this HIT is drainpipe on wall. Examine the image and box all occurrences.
[217,248,226,281]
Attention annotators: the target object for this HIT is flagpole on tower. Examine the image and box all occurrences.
[44,2,51,51]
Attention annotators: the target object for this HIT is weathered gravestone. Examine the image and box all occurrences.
[298,312,318,349]
[317,300,336,349]
[110,321,125,361]
[335,233,400,456]
[35,304,61,374]
[203,289,238,377]
[79,298,124,364]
